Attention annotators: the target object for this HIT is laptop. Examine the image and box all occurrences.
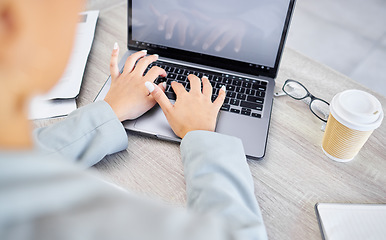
[95,0,296,159]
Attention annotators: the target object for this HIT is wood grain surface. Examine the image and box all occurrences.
[35,1,386,239]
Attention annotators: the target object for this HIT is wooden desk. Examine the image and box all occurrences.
[40,1,386,239]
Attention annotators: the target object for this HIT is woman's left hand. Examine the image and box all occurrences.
[104,43,167,122]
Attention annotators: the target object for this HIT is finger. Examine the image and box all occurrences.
[202,27,226,50]
[144,66,167,82]
[110,42,120,81]
[192,23,212,46]
[150,5,167,31]
[215,32,234,52]
[189,25,195,38]
[149,4,161,17]
[158,81,167,92]
[123,50,148,73]
[158,15,167,31]
[165,18,178,40]
[178,21,188,46]
[234,29,245,53]
[213,85,226,110]
[145,82,173,114]
[133,54,159,75]
[201,76,212,97]
[187,74,201,93]
[171,81,187,97]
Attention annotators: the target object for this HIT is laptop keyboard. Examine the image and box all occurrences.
[145,60,267,118]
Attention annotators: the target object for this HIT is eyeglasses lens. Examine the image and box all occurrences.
[283,81,308,99]
[310,99,329,121]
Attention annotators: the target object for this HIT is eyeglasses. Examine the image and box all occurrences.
[281,79,330,122]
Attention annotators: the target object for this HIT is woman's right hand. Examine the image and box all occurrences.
[145,75,226,139]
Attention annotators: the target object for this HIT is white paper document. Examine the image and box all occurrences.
[28,97,77,120]
[315,203,386,240]
[29,10,99,120]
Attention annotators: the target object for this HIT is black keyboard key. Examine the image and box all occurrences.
[165,92,176,100]
[261,81,267,86]
[185,70,194,76]
[167,73,177,80]
[247,96,264,104]
[233,80,242,86]
[241,109,251,116]
[252,113,262,118]
[222,78,232,84]
[252,83,266,91]
[165,66,173,72]
[237,93,247,100]
[230,99,240,106]
[240,101,263,111]
[174,68,184,74]
[221,104,230,111]
[224,97,230,104]
[245,88,255,95]
[227,91,236,98]
[216,83,224,89]
[242,81,252,88]
[230,108,240,114]
[236,87,245,93]
[256,91,265,98]
[214,76,223,82]
[226,85,235,91]
[155,77,166,84]
[177,74,186,81]
[211,94,218,102]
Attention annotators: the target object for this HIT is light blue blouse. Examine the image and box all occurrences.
[0,101,267,240]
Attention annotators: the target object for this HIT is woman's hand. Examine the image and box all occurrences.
[145,75,226,138]
[104,43,167,122]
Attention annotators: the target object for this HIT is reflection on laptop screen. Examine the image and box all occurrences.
[132,0,291,68]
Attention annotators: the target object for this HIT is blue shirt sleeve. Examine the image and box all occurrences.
[33,101,128,167]
[181,130,268,239]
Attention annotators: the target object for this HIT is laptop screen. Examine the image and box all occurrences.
[128,0,295,78]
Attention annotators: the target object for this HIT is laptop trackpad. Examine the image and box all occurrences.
[133,105,179,140]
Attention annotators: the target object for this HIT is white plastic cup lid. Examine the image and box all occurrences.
[330,90,384,131]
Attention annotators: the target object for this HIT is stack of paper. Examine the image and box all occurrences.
[315,203,386,240]
[28,10,99,120]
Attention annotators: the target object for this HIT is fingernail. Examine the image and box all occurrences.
[114,42,118,50]
[141,50,147,54]
[153,54,159,59]
[221,85,226,92]
[145,81,155,93]
[162,82,167,89]
[202,76,209,80]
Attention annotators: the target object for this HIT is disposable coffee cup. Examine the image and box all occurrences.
[322,89,383,162]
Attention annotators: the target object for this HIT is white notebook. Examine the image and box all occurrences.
[315,203,386,240]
